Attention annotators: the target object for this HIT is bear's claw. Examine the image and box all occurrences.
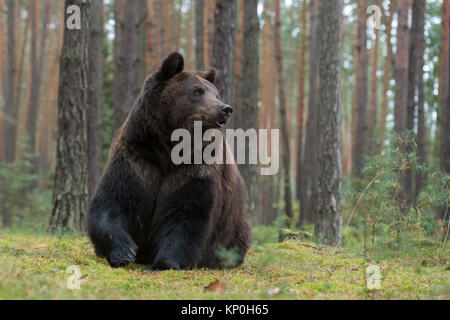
[107,247,136,268]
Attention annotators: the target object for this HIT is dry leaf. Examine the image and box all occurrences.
[204,279,226,294]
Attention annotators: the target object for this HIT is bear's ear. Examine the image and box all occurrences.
[202,68,217,84]
[155,52,184,82]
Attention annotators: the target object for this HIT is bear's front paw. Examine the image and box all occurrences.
[107,246,136,268]
[144,258,181,272]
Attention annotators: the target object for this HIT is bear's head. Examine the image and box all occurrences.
[135,52,233,137]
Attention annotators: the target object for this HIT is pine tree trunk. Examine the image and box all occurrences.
[204,0,215,67]
[146,0,155,73]
[394,0,411,135]
[49,0,90,232]
[185,2,195,69]
[438,0,450,169]
[314,0,343,246]
[352,0,369,178]
[415,0,426,201]
[395,0,412,210]
[234,0,259,225]
[295,0,307,204]
[407,0,426,203]
[113,0,146,131]
[195,0,205,70]
[300,0,319,225]
[442,6,450,185]
[232,0,244,116]
[367,0,381,153]
[274,0,293,220]
[87,0,104,199]
[4,0,15,164]
[212,0,237,107]
[259,0,276,225]
[2,0,16,227]
[26,0,51,159]
[380,0,394,149]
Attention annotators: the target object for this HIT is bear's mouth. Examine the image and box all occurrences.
[215,121,227,128]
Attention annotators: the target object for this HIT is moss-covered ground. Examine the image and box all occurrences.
[0,226,449,300]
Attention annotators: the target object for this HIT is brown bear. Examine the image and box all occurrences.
[87,52,251,270]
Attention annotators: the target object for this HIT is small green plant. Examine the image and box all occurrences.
[0,139,52,231]
[342,132,449,257]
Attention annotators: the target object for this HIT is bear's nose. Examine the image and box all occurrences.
[221,105,233,118]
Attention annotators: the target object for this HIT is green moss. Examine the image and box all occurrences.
[0,230,448,300]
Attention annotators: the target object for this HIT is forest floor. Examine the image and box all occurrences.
[0,227,449,300]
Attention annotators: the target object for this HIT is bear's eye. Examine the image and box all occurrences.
[193,88,204,97]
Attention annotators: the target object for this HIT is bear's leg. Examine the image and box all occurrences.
[88,204,138,268]
[148,178,213,271]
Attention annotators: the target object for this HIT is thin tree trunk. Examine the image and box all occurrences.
[367,0,381,154]
[4,0,16,164]
[407,0,426,204]
[352,0,369,178]
[113,0,146,131]
[380,0,394,150]
[394,0,411,135]
[232,0,244,125]
[185,1,195,69]
[274,0,293,220]
[212,0,237,107]
[415,0,426,201]
[49,0,90,232]
[2,0,16,227]
[300,0,319,225]
[0,0,5,162]
[259,0,276,225]
[195,0,205,70]
[295,0,307,203]
[315,0,343,247]
[235,0,259,225]
[87,0,104,199]
[442,3,450,205]
[438,0,450,169]
[395,0,412,210]
[204,0,215,67]
[146,0,156,73]
[163,0,171,55]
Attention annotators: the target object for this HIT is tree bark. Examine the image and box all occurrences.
[87,0,104,199]
[394,0,411,135]
[195,0,205,70]
[113,0,146,131]
[352,0,369,178]
[367,0,381,154]
[407,0,426,203]
[439,0,450,170]
[315,0,343,247]
[380,0,394,149]
[300,0,319,225]
[442,5,450,183]
[2,0,16,227]
[4,0,16,164]
[234,0,259,225]
[415,0,426,201]
[259,0,276,225]
[295,0,307,204]
[49,0,90,232]
[274,0,293,220]
[26,0,51,162]
[204,0,215,67]
[212,0,237,108]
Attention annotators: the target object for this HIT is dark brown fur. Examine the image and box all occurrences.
[87,53,251,269]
